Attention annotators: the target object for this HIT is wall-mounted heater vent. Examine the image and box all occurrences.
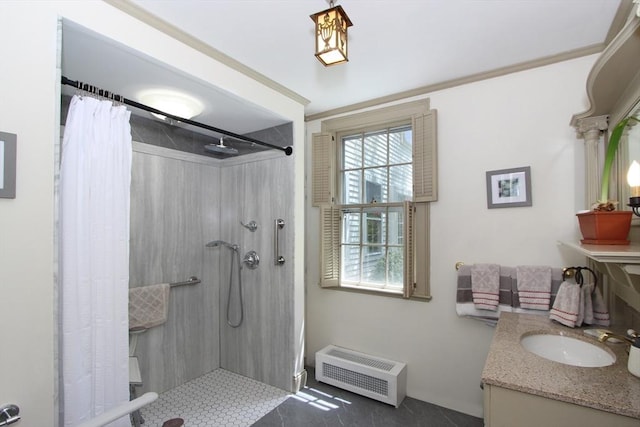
[315,345,407,407]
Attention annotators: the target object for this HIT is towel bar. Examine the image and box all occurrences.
[455,262,578,280]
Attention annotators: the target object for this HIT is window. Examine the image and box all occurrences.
[313,100,437,299]
[339,125,411,293]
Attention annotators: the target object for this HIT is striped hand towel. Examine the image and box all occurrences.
[471,264,500,311]
[516,265,552,310]
[591,286,611,326]
[549,282,580,327]
[578,282,594,326]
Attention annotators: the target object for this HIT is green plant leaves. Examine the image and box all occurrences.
[600,116,640,203]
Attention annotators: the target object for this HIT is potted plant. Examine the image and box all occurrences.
[577,116,639,244]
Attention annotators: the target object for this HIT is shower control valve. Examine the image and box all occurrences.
[243,250,260,269]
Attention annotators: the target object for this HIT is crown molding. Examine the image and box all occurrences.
[306,44,604,122]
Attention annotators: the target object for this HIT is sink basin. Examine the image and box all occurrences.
[520,333,616,367]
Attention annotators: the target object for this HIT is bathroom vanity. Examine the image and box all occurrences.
[481,312,640,427]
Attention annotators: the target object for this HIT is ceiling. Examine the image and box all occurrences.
[62,0,626,139]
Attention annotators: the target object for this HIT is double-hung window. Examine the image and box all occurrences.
[312,100,437,299]
[340,125,411,294]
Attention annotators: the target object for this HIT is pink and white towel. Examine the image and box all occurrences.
[471,264,500,311]
[549,282,580,327]
[516,265,552,310]
[591,286,611,326]
[577,282,594,326]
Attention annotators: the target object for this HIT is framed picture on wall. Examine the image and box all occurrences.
[486,166,531,208]
[0,131,17,199]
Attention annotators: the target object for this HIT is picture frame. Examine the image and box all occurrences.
[486,166,531,209]
[0,131,17,199]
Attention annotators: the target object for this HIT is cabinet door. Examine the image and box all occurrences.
[484,385,639,427]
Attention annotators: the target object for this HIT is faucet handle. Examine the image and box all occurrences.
[0,404,20,426]
[597,330,634,344]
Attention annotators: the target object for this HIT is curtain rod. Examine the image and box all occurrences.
[61,76,293,156]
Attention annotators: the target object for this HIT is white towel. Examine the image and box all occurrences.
[549,282,580,327]
[591,286,611,326]
[471,264,500,311]
[578,282,594,326]
[516,265,552,310]
[129,283,171,330]
[455,302,513,326]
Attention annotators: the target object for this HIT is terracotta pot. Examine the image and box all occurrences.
[576,210,633,245]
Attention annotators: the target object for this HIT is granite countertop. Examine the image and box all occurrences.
[481,312,640,419]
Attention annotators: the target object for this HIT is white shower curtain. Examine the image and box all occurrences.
[60,95,132,426]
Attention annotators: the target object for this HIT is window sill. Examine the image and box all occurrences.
[320,283,432,302]
[342,283,403,295]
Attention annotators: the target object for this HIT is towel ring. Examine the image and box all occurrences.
[562,266,597,289]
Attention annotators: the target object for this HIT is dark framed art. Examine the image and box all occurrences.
[486,166,531,209]
[0,131,16,199]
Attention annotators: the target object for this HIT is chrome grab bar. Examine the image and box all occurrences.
[274,218,285,266]
[76,392,158,427]
[169,276,201,288]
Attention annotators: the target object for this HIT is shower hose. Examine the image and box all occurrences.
[226,245,244,328]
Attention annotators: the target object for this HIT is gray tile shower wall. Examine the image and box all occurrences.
[219,154,296,392]
[129,151,222,394]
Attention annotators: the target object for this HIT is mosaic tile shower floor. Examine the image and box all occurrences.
[139,369,289,426]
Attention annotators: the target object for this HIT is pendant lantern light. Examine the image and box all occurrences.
[310,1,353,66]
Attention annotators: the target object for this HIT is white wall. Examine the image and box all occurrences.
[305,55,596,417]
[0,2,305,425]
[0,4,59,425]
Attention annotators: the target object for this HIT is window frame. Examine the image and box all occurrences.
[313,99,436,300]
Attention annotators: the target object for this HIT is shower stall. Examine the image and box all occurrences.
[126,116,300,396]
[55,12,306,426]
[59,21,305,425]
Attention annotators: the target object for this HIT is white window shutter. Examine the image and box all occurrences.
[403,201,415,298]
[413,110,438,202]
[312,132,334,207]
[319,205,341,288]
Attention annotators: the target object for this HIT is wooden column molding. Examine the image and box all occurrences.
[574,115,608,209]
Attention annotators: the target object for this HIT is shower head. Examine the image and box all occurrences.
[204,136,239,155]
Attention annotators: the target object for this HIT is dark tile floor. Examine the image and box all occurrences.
[252,368,484,427]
